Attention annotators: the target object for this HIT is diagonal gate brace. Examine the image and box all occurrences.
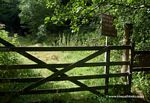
[21,47,106,92]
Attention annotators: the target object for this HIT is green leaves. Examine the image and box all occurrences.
[18,0,150,49]
[44,17,50,24]
[43,0,98,32]
[127,0,133,4]
[19,0,52,33]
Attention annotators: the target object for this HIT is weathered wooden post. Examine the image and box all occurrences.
[121,23,133,82]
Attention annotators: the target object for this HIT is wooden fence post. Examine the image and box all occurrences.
[127,43,134,94]
[121,23,133,82]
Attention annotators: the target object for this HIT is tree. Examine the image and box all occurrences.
[45,0,150,45]
[106,0,150,49]
[19,0,150,48]
[19,0,52,34]
[45,0,98,33]
[0,0,21,35]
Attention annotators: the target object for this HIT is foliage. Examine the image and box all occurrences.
[0,30,20,92]
[45,0,98,33]
[18,0,150,49]
[0,0,20,34]
[133,72,150,102]
[19,0,51,35]
[0,30,19,65]
[109,0,150,49]
[36,24,47,42]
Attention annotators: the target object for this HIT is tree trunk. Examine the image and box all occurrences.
[121,23,133,74]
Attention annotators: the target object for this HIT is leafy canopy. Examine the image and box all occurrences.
[18,0,150,48]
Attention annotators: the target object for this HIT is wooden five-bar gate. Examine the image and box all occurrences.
[0,37,149,102]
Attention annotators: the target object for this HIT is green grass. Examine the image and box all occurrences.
[11,93,133,103]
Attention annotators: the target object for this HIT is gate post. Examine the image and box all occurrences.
[121,23,133,81]
[104,47,110,95]
[128,43,135,94]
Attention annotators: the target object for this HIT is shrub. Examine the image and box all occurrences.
[0,30,20,90]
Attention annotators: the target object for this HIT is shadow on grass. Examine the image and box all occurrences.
[0,91,149,103]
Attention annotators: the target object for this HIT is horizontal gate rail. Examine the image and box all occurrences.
[0,73,128,83]
[134,51,150,54]
[0,46,131,51]
[0,84,128,96]
[0,61,130,70]
[133,67,150,72]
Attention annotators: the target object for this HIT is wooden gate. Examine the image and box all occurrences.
[133,50,150,72]
[0,37,133,100]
